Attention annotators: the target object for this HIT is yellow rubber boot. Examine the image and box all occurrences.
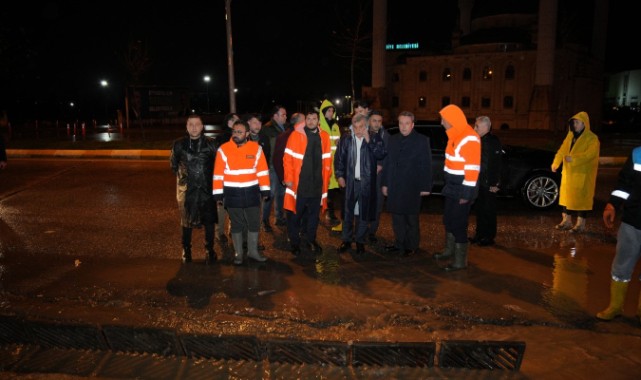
[596,280,629,320]
[331,222,343,232]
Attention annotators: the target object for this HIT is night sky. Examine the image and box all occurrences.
[0,0,636,118]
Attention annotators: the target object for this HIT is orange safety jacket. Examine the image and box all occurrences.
[283,123,332,213]
[440,105,481,201]
[213,140,270,208]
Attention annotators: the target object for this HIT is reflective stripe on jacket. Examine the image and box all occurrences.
[283,123,332,213]
[440,105,481,201]
[319,99,342,189]
[213,140,270,208]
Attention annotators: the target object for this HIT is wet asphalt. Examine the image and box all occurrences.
[1,157,641,379]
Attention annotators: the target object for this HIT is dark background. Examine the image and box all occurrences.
[0,0,636,118]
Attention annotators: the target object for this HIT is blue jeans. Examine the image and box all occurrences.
[262,168,286,223]
[611,222,641,282]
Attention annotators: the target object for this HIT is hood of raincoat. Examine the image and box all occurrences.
[439,104,471,134]
[569,111,591,131]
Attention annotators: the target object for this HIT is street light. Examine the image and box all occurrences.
[203,75,211,112]
[100,79,109,124]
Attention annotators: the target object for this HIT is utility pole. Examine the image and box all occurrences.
[225,0,237,113]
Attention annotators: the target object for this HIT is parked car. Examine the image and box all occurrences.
[386,122,560,209]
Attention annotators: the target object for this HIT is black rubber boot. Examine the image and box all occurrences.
[444,243,468,272]
[205,245,216,265]
[433,233,455,260]
[182,246,192,264]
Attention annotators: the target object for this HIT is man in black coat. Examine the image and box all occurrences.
[170,114,219,264]
[381,111,432,256]
[334,113,386,254]
[469,115,502,246]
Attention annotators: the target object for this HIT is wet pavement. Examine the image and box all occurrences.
[1,159,641,379]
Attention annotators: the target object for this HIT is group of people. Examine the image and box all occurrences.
[169,105,641,323]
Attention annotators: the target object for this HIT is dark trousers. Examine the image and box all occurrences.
[562,206,587,218]
[287,196,321,245]
[391,213,420,250]
[342,180,369,244]
[182,223,214,248]
[368,170,385,236]
[443,197,473,243]
[473,187,497,240]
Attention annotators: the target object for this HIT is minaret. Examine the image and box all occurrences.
[362,0,387,111]
[528,0,558,130]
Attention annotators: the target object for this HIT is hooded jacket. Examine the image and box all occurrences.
[319,99,342,189]
[552,111,600,210]
[439,104,481,201]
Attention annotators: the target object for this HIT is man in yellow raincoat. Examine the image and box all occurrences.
[319,99,342,226]
[551,111,600,233]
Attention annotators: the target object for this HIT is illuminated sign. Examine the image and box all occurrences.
[386,42,419,50]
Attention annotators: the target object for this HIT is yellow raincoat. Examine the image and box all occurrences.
[551,111,600,210]
[319,99,342,189]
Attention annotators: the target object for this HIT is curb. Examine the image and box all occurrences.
[7,149,170,160]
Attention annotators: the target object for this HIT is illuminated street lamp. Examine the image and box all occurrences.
[203,75,211,112]
[100,79,109,123]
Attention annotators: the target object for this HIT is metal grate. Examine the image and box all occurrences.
[352,341,436,367]
[266,339,349,366]
[25,320,107,351]
[103,325,181,356]
[180,333,261,361]
[12,346,105,377]
[438,340,526,370]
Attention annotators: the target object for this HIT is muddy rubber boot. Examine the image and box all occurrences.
[205,244,216,265]
[231,232,244,265]
[444,243,468,272]
[247,232,267,262]
[181,246,192,264]
[569,217,586,233]
[433,233,456,260]
[555,213,573,230]
[596,280,629,320]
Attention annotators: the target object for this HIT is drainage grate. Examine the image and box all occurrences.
[103,325,181,356]
[25,320,107,351]
[12,346,106,377]
[266,339,349,366]
[96,351,181,380]
[0,315,30,345]
[352,341,436,367]
[180,334,261,361]
[438,340,526,370]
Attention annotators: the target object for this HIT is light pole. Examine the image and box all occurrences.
[100,79,109,124]
[203,75,211,112]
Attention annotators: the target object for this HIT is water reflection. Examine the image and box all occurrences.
[315,250,341,284]
[542,244,591,321]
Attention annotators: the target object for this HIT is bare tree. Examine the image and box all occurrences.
[331,0,372,101]
[120,40,151,126]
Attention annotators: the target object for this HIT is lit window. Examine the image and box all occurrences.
[418,96,426,108]
[442,68,452,81]
[482,66,493,80]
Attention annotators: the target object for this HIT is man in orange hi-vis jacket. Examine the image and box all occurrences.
[283,110,332,256]
[213,119,270,265]
[433,104,481,272]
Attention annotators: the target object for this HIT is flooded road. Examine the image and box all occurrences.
[1,159,640,379]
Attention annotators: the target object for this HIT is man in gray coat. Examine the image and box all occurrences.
[381,111,432,256]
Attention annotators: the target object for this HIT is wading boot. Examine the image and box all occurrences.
[181,246,192,264]
[569,216,586,234]
[555,213,573,230]
[596,280,629,320]
[232,232,244,265]
[247,231,267,262]
[205,244,217,265]
[433,233,456,260]
[444,242,468,272]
